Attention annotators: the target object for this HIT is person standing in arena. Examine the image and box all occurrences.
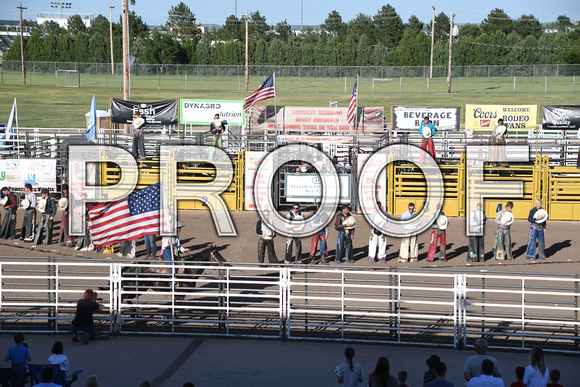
[494,202,514,261]
[526,199,547,260]
[21,183,37,242]
[131,111,146,160]
[58,184,74,246]
[0,187,18,239]
[209,113,226,160]
[335,205,355,263]
[398,202,418,263]
[367,201,388,263]
[308,200,329,264]
[256,209,278,264]
[285,203,303,264]
[419,116,437,163]
[468,203,488,262]
[33,189,57,246]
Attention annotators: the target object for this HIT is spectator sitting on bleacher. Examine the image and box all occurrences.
[34,366,61,387]
[48,341,69,372]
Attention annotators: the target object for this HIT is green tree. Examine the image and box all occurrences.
[405,15,424,38]
[88,32,108,62]
[56,32,73,61]
[119,11,149,40]
[249,11,269,41]
[275,20,293,42]
[72,33,91,62]
[163,2,200,42]
[267,38,285,64]
[24,32,43,61]
[253,39,268,64]
[514,14,542,39]
[481,8,512,35]
[412,31,431,66]
[459,24,481,39]
[433,12,450,43]
[321,10,346,38]
[556,15,573,31]
[219,15,243,41]
[35,20,65,37]
[3,36,23,60]
[298,26,320,45]
[374,4,404,47]
[67,14,86,36]
[355,33,372,66]
[222,40,244,64]
[195,35,212,64]
[347,13,375,44]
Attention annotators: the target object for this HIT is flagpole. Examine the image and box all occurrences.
[354,74,359,137]
[273,73,278,135]
[15,98,19,159]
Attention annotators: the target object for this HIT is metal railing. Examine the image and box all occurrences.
[1,258,578,353]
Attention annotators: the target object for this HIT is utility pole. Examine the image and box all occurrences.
[122,0,130,133]
[245,11,248,91]
[17,3,26,86]
[429,4,435,79]
[301,0,303,31]
[109,3,115,75]
[447,11,454,94]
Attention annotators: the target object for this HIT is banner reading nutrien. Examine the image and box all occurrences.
[110,98,178,124]
[465,104,538,130]
[542,105,580,130]
[393,106,461,131]
[252,106,384,133]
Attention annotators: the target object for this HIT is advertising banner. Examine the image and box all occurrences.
[542,105,580,130]
[180,100,245,126]
[244,151,269,210]
[393,106,461,131]
[285,173,351,203]
[357,154,387,213]
[465,105,538,130]
[0,159,57,190]
[110,99,178,124]
[277,135,353,143]
[252,106,384,133]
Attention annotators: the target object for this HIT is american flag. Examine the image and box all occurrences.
[347,75,358,125]
[244,73,276,112]
[88,183,161,247]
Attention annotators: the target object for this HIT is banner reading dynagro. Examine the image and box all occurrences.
[465,104,538,130]
[110,98,178,124]
[393,106,461,131]
[542,105,580,130]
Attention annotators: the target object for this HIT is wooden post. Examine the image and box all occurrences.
[245,11,249,91]
[429,4,435,79]
[122,0,130,133]
[17,3,26,86]
[447,11,454,94]
[109,3,115,76]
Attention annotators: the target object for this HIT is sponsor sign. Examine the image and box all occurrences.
[252,106,385,133]
[465,105,538,130]
[244,151,269,210]
[357,154,387,213]
[285,173,351,203]
[110,99,178,124]
[180,100,245,126]
[393,106,461,131]
[277,135,353,143]
[0,159,57,190]
[542,105,580,130]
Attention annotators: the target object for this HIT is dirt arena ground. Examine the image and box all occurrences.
[1,208,578,276]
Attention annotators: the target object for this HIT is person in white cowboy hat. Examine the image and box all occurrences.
[209,113,226,160]
[491,118,508,167]
[285,203,304,264]
[493,201,514,261]
[468,203,488,262]
[256,209,279,265]
[160,221,189,274]
[526,199,547,260]
[426,204,448,262]
[0,187,18,239]
[33,188,57,246]
[418,116,437,164]
[131,111,147,161]
[399,202,419,263]
[20,183,37,242]
[367,201,389,263]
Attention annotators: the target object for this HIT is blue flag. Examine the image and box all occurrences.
[86,94,97,142]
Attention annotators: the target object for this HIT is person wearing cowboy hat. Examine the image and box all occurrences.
[526,199,547,260]
[426,204,447,263]
[57,184,74,246]
[160,221,189,274]
[418,116,437,164]
[33,189,57,246]
[334,204,355,263]
[285,203,304,264]
[491,118,508,167]
[399,202,419,263]
[423,354,441,386]
[131,111,147,160]
[209,113,226,160]
[367,201,389,263]
[20,183,37,242]
[0,187,18,239]
[256,209,279,265]
[468,203,488,263]
[493,201,514,261]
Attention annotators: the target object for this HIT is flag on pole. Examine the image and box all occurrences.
[244,73,276,112]
[86,94,97,142]
[1,99,17,144]
[347,75,358,125]
[88,183,161,247]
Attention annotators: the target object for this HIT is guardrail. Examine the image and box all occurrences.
[1,259,578,353]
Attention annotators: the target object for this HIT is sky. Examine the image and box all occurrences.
[2,0,579,28]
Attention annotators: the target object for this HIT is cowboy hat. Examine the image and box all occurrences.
[436,214,448,230]
[299,164,309,173]
[1,196,8,206]
[133,117,145,128]
[496,125,507,136]
[343,215,356,230]
[177,221,184,228]
[21,198,30,208]
[38,198,47,213]
[534,208,548,223]
[58,197,69,211]
[500,211,514,226]
[421,126,432,139]
[426,354,440,368]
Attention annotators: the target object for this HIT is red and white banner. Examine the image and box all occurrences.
[277,135,353,143]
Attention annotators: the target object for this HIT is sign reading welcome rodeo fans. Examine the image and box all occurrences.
[110,99,178,124]
[393,106,461,131]
[180,100,245,126]
[465,104,538,130]
[542,105,580,130]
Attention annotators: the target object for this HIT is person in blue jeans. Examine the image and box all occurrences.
[526,199,547,260]
[144,234,157,259]
[71,289,102,344]
[334,205,355,263]
[4,332,31,387]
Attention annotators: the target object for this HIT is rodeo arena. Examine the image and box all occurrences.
[0,75,580,386]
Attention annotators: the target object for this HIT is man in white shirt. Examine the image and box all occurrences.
[466,359,504,387]
[399,202,418,263]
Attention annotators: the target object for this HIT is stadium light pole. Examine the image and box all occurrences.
[447,11,454,93]
[122,0,130,132]
[50,2,72,18]
[109,3,115,76]
[429,4,435,79]
[17,3,26,86]
[301,0,303,31]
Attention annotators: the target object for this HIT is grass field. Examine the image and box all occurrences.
[1,69,579,128]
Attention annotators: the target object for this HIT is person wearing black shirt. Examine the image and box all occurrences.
[71,289,102,344]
